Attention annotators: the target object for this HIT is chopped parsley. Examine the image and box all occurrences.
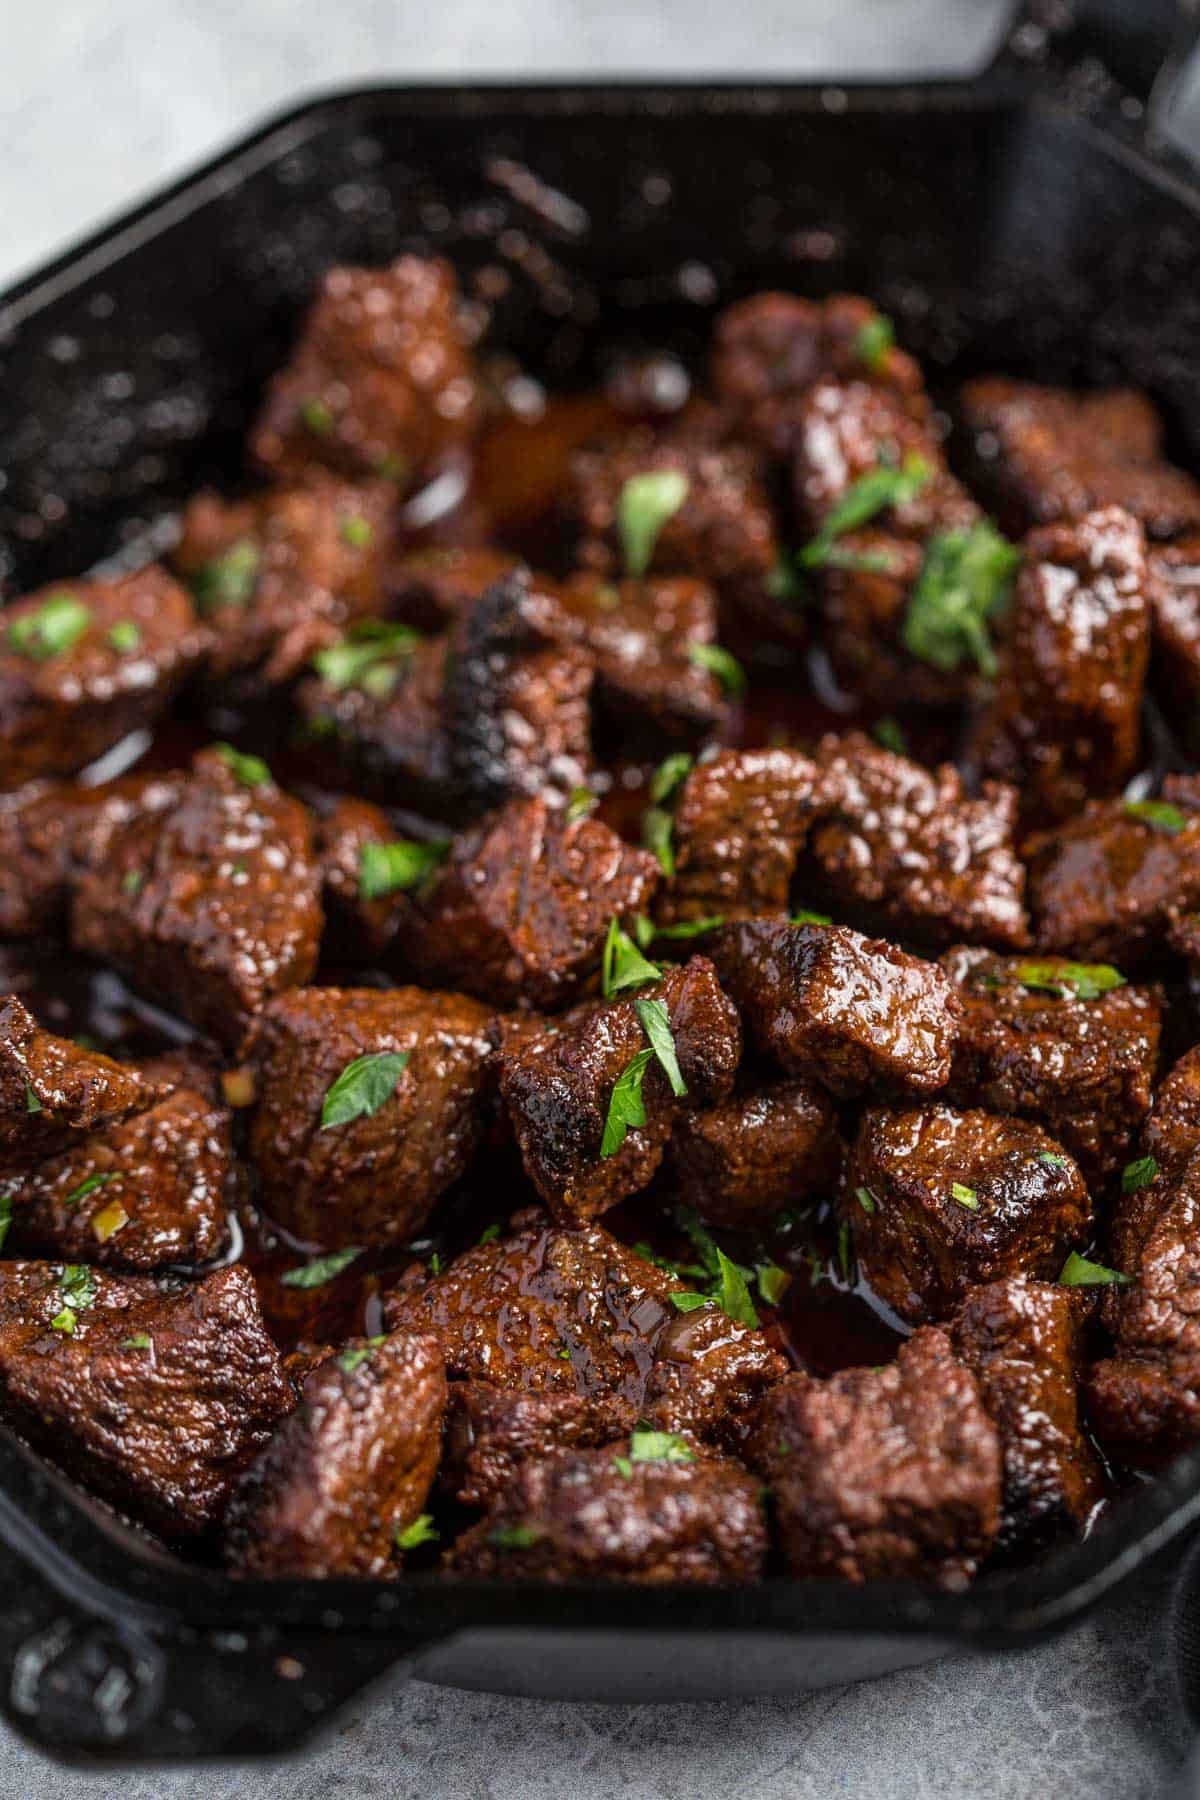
[668,1211,760,1328]
[281,1246,362,1289]
[629,1427,695,1465]
[1009,961,1126,1002]
[50,1263,98,1335]
[853,311,896,371]
[837,1219,854,1285]
[641,805,675,876]
[649,752,693,805]
[24,1083,42,1114]
[791,908,832,927]
[107,620,141,654]
[191,540,260,615]
[320,1051,410,1129]
[617,470,690,577]
[121,870,144,895]
[634,997,687,1096]
[901,521,1020,677]
[301,396,334,435]
[1124,798,1189,835]
[122,1334,152,1351]
[0,1192,11,1251]
[766,553,806,604]
[855,1186,877,1215]
[565,786,598,823]
[338,1335,387,1374]
[358,838,449,899]
[339,515,374,550]
[612,1454,633,1478]
[634,912,725,944]
[489,1523,543,1550]
[477,1223,501,1245]
[599,1047,654,1158]
[1038,1151,1067,1169]
[312,621,422,695]
[800,452,931,569]
[7,592,91,662]
[64,1172,118,1207]
[687,642,746,699]
[1122,1156,1159,1195]
[950,1182,980,1211]
[670,1291,711,1313]
[601,917,662,999]
[1059,1251,1132,1289]
[872,716,908,756]
[396,1513,439,1550]
[213,742,271,787]
[755,1261,792,1306]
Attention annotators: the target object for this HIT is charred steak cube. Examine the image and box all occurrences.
[952,1278,1102,1554]
[244,985,498,1248]
[404,795,660,1009]
[499,958,741,1218]
[1148,536,1200,750]
[226,1329,446,1577]
[295,633,454,817]
[175,478,392,689]
[0,994,162,1168]
[711,919,961,1097]
[442,1382,610,1510]
[810,732,1029,949]
[388,546,523,631]
[3,1053,234,1270]
[71,748,323,1048]
[0,1262,294,1538]
[660,747,823,926]
[1024,774,1200,965]
[972,508,1150,823]
[844,1104,1092,1324]
[312,793,417,963]
[1143,1047,1200,1189]
[712,292,928,456]
[0,567,207,791]
[666,1077,842,1228]
[959,378,1200,540]
[940,945,1161,1186]
[447,1438,767,1584]
[251,257,479,489]
[745,1327,1001,1585]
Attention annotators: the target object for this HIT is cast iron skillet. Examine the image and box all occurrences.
[3,0,1200,1765]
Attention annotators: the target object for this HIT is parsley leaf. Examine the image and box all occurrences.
[396,1513,439,1549]
[1122,1155,1158,1195]
[1059,1251,1133,1289]
[489,1523,543,1550]
[853,312,896,371]
[629,1428,695,1465]
[8,592,91,662]
[213,742,271,787]
[950,1182,980,1211]
[64,1172,118,1207]
[24,1082,42,1114]
[0,1191,11,1252]
[107,620,141,654]
[856,1186,877,1214]
[1124,798,1189,835]
[302,396,334,435]
[339,515,374,550]
[800,452,931,568]
[634,997,687,1096]
[320,1052,410,1129]
[872,716,908,756]
[637,913,725,942]
[901,522,1020,677]
[281,1246,362,1288]
[601,918,662,999]
[339,1335,387,1374]
[791,908,832,927]
[617,470,690,577]
[756,1260,792,1306]
[359,838,449,899]
[51,1263,97,1334]
[600,1047,654,1158]
[670,1291,711,1313]
[312,620,422,694]
[122,1334,152,1350]
[612,1454,633,1478]
[477,1223,501,1245]
[649,752,694,806]
[1010,960,1126,1002]
[641,806,675,876]
[1038,1151,1067,1169]
[716,1248,760,1328]
[837,1220,854,1285]
[190,541,260,615]
[688,642,746,699]
[565,786,597,823]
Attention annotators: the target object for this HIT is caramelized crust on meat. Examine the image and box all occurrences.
[0,994,162,1168]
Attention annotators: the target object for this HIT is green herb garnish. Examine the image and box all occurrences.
[688,642,746,700]
[281,1246,363,1289]
[950,1182,980,1211]
[477,1223,501,1245]
[800,452,931,569]
[856,1186,877,1215]
[489,1523,543,1550]
[649,752,693,806]
[612,1454,633,1478]
[1059,1252,1133,1289]
[641,806,675,876]
[1124,798,1189,835]
[359,839,449,899]
[617,470,690,577]
[635,913,725,944]
[670,1292,711,1313]
[790,909,832,927]
[1038,1151,1067,1169]
[191,540,260,615]
[302,396,334,435]
[50,1264,98,1336]
[7,592,91,662]
[0,1192,11,1252]
[24,1083,42,1114]
[339,515,374,550]
[1122,1156,1158,1195]
[599,1047,654,1158]
[872,716,908,756]
[716,1248,760,1329]
[601,918,662,999]
[634,997,687,1097]
[853,312,896,371]
[901,521,1020,677]
[107,620,141,654]
[213,742,271,787]
[312,620,422,695]
[338,1335,387,1374]
[64,1172,118,1208]
[396,1513,439,1550]
[122,1335,152,1350]
[629,1428,695,1465]
[565,787,598,823]
[1010,961,1126,1002]
[766,554,805,604]
[756,1261,792,1306]
[320,1052,410,1129]
[121,870,143,895]
[837,1220,854,1285]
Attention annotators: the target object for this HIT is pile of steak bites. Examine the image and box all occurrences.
[5,262,1200,1589]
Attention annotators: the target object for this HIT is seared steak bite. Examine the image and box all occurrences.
[711,919,961,1098]
[1143,1046,1200,1187]
[819,531,969,711]
[844,1104,1092,1324]
[1148,536,1200,746]
[660,747,823,926]
[791,380,979,541]
[3,1053,233,1270]
[389,546,522,631]
[940,945,1161,1187]
[295,634,453,817]
[405,796,659,1009]
[666,1077,842,1228]
[175,478,392,689]
[446,1438,767,1584]
[0,994,161,1168]
[952,1278,1102,1554]
[959,378,1200,540]
[810,731,1029,949]
[0,567,207,791]
[244,985,498,1248]
[499,958,741,1218]
[0,1263,294,1538]
[443,1382,609,1510]
[745,1328,1001,1585]
[972,508,1150,823]
[1024,773,1200,965]
[443,571,594,816]
[226,1329,446,1578]
[712,292,928,456]
[70,748,323,1048]
[251,256,479,489]
[312,793,416,963]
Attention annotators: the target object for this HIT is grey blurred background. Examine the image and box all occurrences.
[0,1,1198,1795]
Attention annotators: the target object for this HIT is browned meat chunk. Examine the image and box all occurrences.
[295,634,453,817]
[972,508,1150,822]
[442,1382,610,1510]
[712,292,927,456]
[0,1263,294,1538]
[810,731,1029,949]
[819,531,970,710]
[952,1278,1101,1554]
[1144,1047,1200,1187]
[251,257,479,489]
[1087,1149,1200,1462]
[312,793,415,963]
[3,1053,233,1270]
[0,567,207,791]
[660,747,822,926]
[388,546,522,630]
[791,380,979,541]
[0,772,181,938]
[844,1104,1092,1324]
[443,571,593,816]
[405,796,659,1009]
[175,478,392,689]
[940,945,1161,1186]
[244,985,497,1248]
[499,958,741,1217]
[386,1215,783,1448]
[711,919,961,1098]
[0,994,161,1169]
[225,1329,446,1577]
[666,1078,842,1228]
[1148,536,1200,749]
[447,1438,766,1584]
[1024,774,1200,964]
[745,1328,1000,1584]
[572,428,778,610]
[70,748,323,1048]
[959,378,1200,540]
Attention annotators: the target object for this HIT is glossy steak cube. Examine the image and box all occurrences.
[660,747,823,926]
[0,993,162,1168]
[666,1077,842,1228]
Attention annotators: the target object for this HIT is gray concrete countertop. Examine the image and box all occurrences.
[0,2,1193,1793]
